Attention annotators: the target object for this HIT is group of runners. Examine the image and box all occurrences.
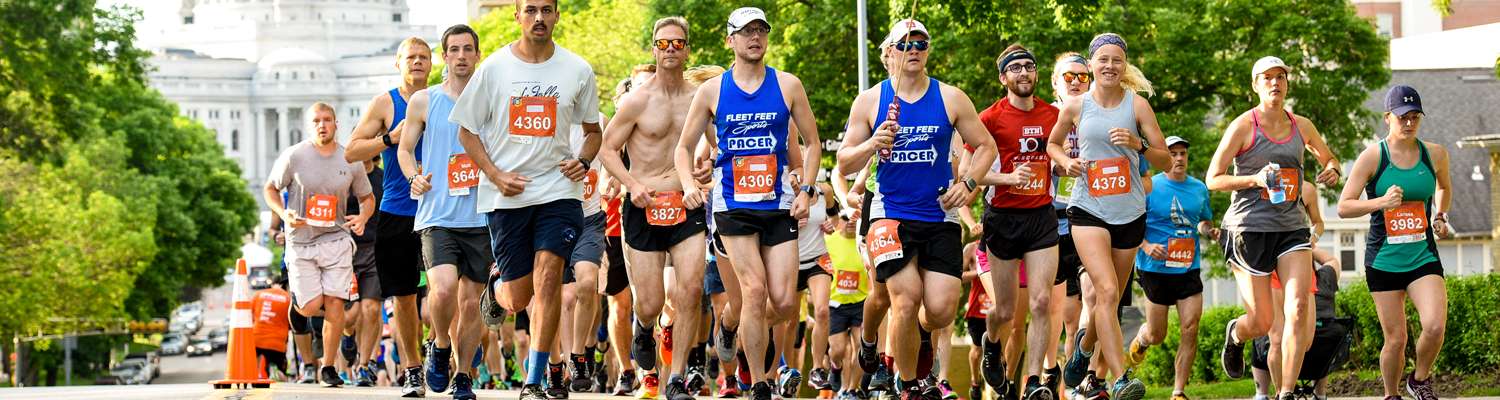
[250,2,1458,400]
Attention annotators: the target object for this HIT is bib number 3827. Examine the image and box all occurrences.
[865,219,904,266]
[1086,157,1132,197]
[1384,201,1428,244]
[508,96,558,137]
[646,191,687,227]
[732,154,778,202]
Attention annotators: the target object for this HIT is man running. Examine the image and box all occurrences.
[1206,56,1341,400]
[836,18,997,400]
[972,44,1062,400]
[450,1,602,398]
[597,16,709,400]
[674,7,823,399]
[396,24,489,400]
[343,36,432,398]
[1124,136,1218,400]
[346,156,385,387]
[252,276,294,381]
[264,102,376,388]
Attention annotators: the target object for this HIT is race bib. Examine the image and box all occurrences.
[1383,201,1428,244]
[448,153,480,196]
[349,273,361,301]
[816,254,833,274]
[835,270,861,294]
[646,191,687,227]
[1009,160,1050,196]
[865,219,904,266]
[582,170,599,200]
[1056,175,1076,199]
[1086,157,1132,197]
[508,96,558,137]
[977,292,993,316]
[1165,237,1196,269]
[1259,168,1302,202]
[305,194,338,227]
[732,154,778,202]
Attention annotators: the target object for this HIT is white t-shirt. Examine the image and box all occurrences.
[449,43,601,212]
[569,123,603,217]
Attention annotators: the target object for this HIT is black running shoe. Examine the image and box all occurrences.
[319,365,343,388]
[1074,372,1108,400]
[686,365,708,394]
[982,337,1006,392]
[857,340,880,373]
[633,321,658,371]
[1220,319,1245,379]
[570,354,593,392]
[1023,376,1053,400]
[750,381,775,400]
[664,375,696,400]
[613,369,637,397]
[546,362,569,399]
[809,367,832,391]
[401,366,426,397]
[451,373,477,400]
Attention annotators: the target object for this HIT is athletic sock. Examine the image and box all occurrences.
[525,350,549,385]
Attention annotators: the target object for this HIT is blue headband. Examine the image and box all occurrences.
[1089,34,1126,57]
[1064,54,1087,65]
[998,50,1035,72]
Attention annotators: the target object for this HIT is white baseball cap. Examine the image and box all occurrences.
[727,7,770,35]
[1251,56,1291,77]
[881,19,930,48]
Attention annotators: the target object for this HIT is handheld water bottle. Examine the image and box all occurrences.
[1265,162,1285,204]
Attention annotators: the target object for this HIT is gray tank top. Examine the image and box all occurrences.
[1222,109,1308,232]
[1069,89,1145,224]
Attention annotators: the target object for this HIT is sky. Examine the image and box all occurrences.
[99,0,469,48]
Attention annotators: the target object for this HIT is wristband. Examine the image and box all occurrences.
[381,134,395,147]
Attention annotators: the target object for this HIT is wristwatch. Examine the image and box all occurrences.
[578,157,592,170]
[1137,139,1148,153]
[381,133,395,147]
[800,184,816,195]
[964,177,978,192]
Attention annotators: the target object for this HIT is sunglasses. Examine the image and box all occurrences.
[653,39,687,50]
[893,40,929,52]
[1062,71,1093,84]
[1004,62,1038,74]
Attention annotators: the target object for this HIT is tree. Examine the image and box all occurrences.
[469,0,652,113]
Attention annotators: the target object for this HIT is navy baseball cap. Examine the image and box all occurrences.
[1385,85,1423,116]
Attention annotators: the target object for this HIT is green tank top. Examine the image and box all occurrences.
[825,233,869,306]
[1364,140,1440,273]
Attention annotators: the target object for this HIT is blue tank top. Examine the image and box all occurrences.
[869,77,956,223]
[379,88,422,216]
[413,87,487,230]
[712,66,794,212]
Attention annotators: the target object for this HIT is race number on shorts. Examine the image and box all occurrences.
[305,194,338,227]
[732,154,778,202]
[508,96,558,139]
[865,219,904,266]
[1384,201,1428,244]
[1166,237,1196,269]
[646,191,687,227]
[1086,157,1132,197]
[448,153,480,196]
[817,254,833,274]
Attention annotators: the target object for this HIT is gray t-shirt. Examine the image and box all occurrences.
[268,141,373,246]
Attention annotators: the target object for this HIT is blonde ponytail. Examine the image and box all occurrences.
[1121,63,1154,98]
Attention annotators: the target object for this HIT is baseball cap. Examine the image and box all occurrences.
[726,7,770,35]
[1385,85,1423,115]
[1165,136,1190,148]
[881,19,930,48]
[1251,56,1291,77]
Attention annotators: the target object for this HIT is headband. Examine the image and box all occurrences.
[1088,34,1127,57]
[997,50,1035,72]
[1063,54,1087,65]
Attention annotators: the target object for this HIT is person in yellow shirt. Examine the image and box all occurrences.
[825,208,869,400]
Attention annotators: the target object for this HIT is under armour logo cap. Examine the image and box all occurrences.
[1385,85,1423,116]
[727,7,770,35]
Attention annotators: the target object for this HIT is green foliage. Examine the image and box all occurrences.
[1134,305,1243,385]
[1336,274,1500,373]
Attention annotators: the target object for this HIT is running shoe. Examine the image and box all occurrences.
[898,382,924,400]
[451,373,477,400]
[1063,328,1090,388]
[719,375,742,398]
[1023,376,1053,400]
[1073,372,1108,400]
[969,385,983,400]
[917,377,942,400]
[836,389,861,400]
[1276,394,1294,400]
[982,338,1006,392]
[547,362,569,399]
[664,375,695,400]
[355,365,375,387]
[869,364,894,393]
[571,354,594,392]
[687,365,709,395]
[1405,372,1439,400]
[1108,372,1144,400]
[426,345,452,393]
[481,278,506,326]
[615,370,638,397]
[810,368,833,391]
[520,384,548,400]
[634,322,659,371]
[340,335,358,368]
[778,366,803,398]
[298,364,317,384]
[1220,320,1245,379]
[639,372,660,399]
[401,366,426,397]
[663,325,675,367]
[717,324,739,363]
[857,340,880,373]
[320,365,343,388]
[1169,392,1190,400]
[750,381,774,400]
[1125,338,1148,367]
[938,379,960,400]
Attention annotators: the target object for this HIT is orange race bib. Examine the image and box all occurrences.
[1009,160,1050,196]
[1259,168,1302,202]
[305,194,338,227]
[508,96,558,137]
[732,154,778,202]
[865,219,904,266]
[349,273,361,301]
[582,170,599,200]
[816,254,833,274]
[1086,157,1132,197]
[835,270,861,294]
[448,153,480,196]
[1166,237,1196,269]
[977,292,993,316]
[1383,201,1428,244]
[646,191,687,227]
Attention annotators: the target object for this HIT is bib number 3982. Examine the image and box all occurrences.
[1384,201,1428,244]
[865,219,904,266]
[1086,157,1132,197]
[508,96,558,137]
[732,154,778,202]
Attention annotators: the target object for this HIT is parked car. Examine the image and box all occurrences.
[122,352,161,379]
[207,327,229,350]
[109,359,152,385]
[160,334,187,356]
[248,266,273,289]
[186,339,214,357]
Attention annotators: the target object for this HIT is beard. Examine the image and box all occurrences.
[1008,81,1035,97]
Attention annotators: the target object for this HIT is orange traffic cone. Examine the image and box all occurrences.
[211,259,274,389]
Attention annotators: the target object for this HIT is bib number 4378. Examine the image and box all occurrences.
[1087,157,1131,197]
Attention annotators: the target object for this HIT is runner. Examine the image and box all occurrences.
[345,156,385,387]
[960,241,993,400]
[1335,85,1451,400]
[1045,33,1170,400]
[449,0,603,398]
[1123,136,1218,400]
[973,44,1063,400]
[597,16,710,400]
[252,276,295,381]
[396,24,490,400]
[836,18,997,400]
[263,102,377,388]
[1048,52,1090,397]
[1206,56,1342,400]
[826,208,870,400]
[342,36,432,398]
[674,7,824,399]
[565,120,607,395]
[785,175,838,397]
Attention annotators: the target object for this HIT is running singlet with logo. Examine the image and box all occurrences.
[712,66,794,212]
[1135,173,1214,273]
[826,233,868,306]
[414,87,487,231]
[869,77,957,223]
[1069,90,1145,224]
[1364,140,1440,273]
[380,88,422,216]
[1221,109,1307,232]
[977,98,1059,209]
